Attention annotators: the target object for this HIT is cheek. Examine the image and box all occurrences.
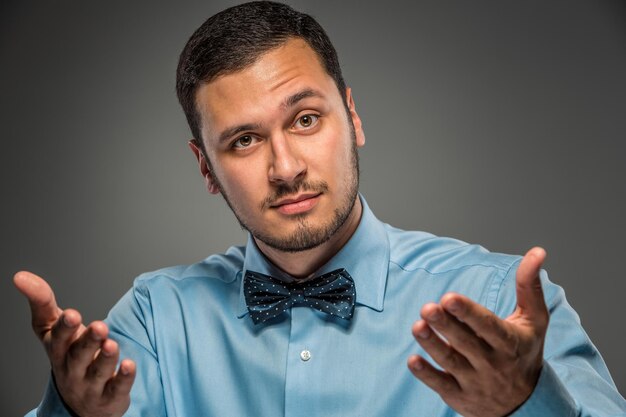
[308,126,352,170]
[325,135,354,171]
[218,159,269,200]
[308,148,351,193]
[224,174,262,199]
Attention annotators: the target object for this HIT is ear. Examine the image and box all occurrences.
[345,87,365,148]
[188,139,220,194]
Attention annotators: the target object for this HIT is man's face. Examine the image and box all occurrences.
[193,38,365,252]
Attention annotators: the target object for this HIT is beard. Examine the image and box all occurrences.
[209,123,360,253]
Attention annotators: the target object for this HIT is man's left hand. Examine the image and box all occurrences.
[407,247,549,417]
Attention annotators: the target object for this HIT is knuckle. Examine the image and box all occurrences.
[507,333,522,358]
[66,343,81,361]
[537,313,550,332]
[480,349,498,369]
[87,364,106,380]
[105,381,119,397]
[45,340,60,359]
[475,312,498,338]
[83,384,105,405]
[438,376,458,394]
[485,313,501,332]
[66,340,90,364]
[105,377,132,400]
[48,336,69,357]
[457,332,479,353]
[441,347,454,362]
[442,348,462,369]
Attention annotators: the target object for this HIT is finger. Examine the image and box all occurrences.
[85,339,120,389]
[66,321,109,375]
[421,301,493,370]
[440,293,517,352]
[103,359,136,400]
[412,314,472,374]
[515,247,548,321]
[13,271,62,339]
[49,309,84,363]
[407,354,461,396]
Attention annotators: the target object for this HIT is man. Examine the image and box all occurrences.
[15,2,626,416]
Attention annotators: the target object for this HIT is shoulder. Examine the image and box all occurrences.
[384,224,521,275]
[132,244,246,292]
[383,223,524,313]
[106,245,246,327]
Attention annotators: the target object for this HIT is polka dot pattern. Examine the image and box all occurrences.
[243,268,356,325]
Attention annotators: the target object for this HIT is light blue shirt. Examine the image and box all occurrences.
[31,197,626,416]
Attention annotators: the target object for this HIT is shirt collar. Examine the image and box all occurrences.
[237,195,389,318]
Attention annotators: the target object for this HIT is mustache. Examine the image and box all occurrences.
[260,179,329,210]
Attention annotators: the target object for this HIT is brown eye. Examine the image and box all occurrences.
[233,135,255,148]
[300,115,313,127]
[295,114,319,129]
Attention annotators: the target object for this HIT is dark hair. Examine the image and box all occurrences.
[175,1,347,146]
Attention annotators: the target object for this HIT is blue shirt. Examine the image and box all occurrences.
[31,197,626,416]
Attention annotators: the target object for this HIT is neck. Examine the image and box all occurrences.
[255,197,363,279]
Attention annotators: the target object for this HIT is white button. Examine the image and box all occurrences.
[300,349,311,361]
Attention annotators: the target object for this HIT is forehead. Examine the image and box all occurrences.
[195,38,340,145]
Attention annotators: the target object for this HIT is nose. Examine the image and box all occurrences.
[268,134,306,184]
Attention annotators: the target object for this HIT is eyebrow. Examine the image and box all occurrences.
[216,88,324,145]
[218,122,262,145]
[281,88,323,109]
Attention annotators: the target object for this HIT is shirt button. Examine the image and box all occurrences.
[300,349,311,361]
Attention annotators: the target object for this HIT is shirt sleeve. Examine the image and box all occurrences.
[104,282,167,416]
[494,263,626,417]
[24,281,167,417]
[24,375,74,417]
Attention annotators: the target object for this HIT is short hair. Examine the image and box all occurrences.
[175,1,347,146]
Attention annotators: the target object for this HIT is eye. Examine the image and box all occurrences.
[294,114,319,130]
[232,135,256,149]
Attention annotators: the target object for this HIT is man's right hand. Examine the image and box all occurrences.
[14,271,135,417]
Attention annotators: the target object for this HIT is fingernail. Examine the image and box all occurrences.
[413,360,423,371]
[417,327,430,339]
[120,365,129,375]
[446,300,461,313]
[91,332,102,341]
[427,310,441,322]
[62,315,73,327]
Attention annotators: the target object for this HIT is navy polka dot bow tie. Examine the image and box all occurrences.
[243,268,356,324]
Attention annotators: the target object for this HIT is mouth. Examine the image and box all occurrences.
[270,193,322,215]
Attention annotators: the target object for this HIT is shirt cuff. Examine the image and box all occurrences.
[34,374,75,417]
[510,360,578,417]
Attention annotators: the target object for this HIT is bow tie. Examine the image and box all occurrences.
[243,268,356,324]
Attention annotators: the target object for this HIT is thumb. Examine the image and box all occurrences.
[13,271,63,338]
[515,247,548,322]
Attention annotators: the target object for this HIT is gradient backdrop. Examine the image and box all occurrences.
[2,1,625,415]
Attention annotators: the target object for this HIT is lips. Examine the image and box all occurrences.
[272,193,320,207]
[271,193,321,215]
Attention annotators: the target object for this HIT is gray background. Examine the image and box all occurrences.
[1,0,625,415]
